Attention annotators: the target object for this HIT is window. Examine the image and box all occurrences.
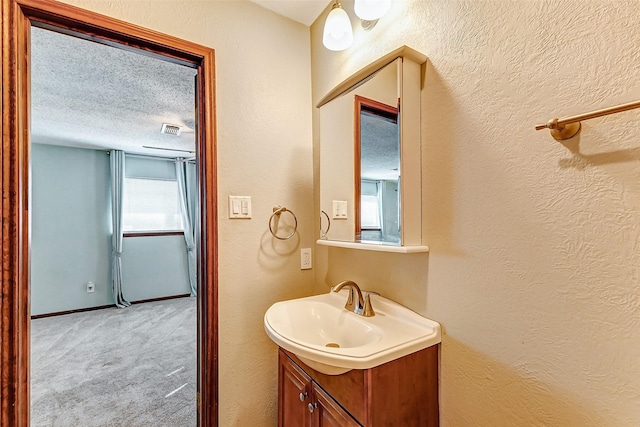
[123,177,183,233]
[361,180,381,230]
[361,194,381,229]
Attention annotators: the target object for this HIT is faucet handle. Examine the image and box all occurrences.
[362,291,379,317]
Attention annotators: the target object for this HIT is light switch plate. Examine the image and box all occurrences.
[229,196,252,219]
[332,200,348,219]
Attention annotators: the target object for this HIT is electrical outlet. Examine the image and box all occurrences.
[300,248,312,270]
[86,282,95,293]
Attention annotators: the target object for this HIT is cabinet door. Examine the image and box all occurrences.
[279,351,312,427]
[312,382,361,427]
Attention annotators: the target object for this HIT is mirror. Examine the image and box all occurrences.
[318,46,427,251]
[355,92,400,244]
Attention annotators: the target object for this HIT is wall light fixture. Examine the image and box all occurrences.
[322,1,353,51]
[354,0,391,30]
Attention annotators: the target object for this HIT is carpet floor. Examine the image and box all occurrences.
[31,297,197,427]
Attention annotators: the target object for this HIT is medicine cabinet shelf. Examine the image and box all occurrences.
[316,239,429,253]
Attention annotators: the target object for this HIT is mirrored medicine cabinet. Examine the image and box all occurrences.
[317,46,429,253]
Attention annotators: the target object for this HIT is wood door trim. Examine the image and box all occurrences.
[0,0,218,425]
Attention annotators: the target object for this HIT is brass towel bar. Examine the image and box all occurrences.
[535,99,640,141]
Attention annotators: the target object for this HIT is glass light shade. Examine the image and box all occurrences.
[354,0,391,21]
[322,5,353,51]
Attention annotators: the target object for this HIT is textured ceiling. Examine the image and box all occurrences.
[361,113,399,181]
[249,0,330,25]
[30,27,198,158]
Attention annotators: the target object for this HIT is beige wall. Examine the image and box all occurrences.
[58,1,314,425]
[312,0,640,425]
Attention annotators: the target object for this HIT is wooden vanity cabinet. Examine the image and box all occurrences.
[313,382,361,427]
[278,346,439,427]
[279,350,359,427]
[279,352,313,427]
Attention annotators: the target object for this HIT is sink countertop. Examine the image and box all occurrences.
[264,290,441,374]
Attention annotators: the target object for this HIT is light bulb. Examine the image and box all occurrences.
[354,0,391,21]
[322,3,353,51]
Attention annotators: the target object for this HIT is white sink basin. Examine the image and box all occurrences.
[264,289,441,375]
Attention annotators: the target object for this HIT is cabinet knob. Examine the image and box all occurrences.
[307,402,316,413]
[299,392,308,401]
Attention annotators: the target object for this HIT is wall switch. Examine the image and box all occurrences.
[228,196,252,219]
[86,282,95,293]
[332,200,348,219]
[300,248,312,270]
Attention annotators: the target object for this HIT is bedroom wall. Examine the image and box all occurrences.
[311,0,640,425]
[31,143,112,315]
[54,1,315,425]
[121,236,190,301]
[31,144,192,315]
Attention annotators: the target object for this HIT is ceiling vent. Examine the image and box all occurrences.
[161,123,182,136]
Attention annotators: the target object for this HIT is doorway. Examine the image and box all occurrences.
[0,0,218,425]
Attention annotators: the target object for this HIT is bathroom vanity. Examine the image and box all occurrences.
[278,347,438,426]
[265,289,442,426]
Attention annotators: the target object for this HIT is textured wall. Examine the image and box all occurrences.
[55,1,314,425]
[312,0,640,425]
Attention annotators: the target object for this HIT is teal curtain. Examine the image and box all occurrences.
[110,150,131,308]
[176,159,197,296]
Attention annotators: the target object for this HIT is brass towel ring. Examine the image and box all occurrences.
[269,206,298,240]
[320,210,331,239]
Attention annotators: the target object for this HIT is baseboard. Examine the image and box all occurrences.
[130,294,191,305]
[31,293,191,319]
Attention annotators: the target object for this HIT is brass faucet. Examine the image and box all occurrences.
[332,280,376,317]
